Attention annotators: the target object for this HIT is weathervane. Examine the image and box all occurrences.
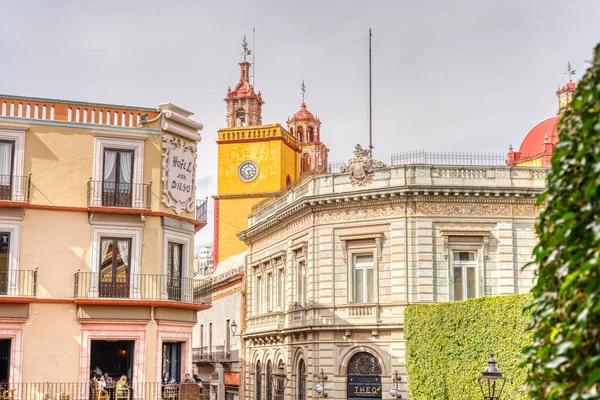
[241,35,252,61]
[301,80,306,104]
[564,62,576,82]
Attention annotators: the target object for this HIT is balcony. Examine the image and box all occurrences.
[86,180,151,209]
[195,198,208,223]
[193,346,239,363]
[0,174,31,202]
[73,272,211,307]
[0,269,37,298]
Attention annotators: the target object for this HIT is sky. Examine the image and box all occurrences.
[1,0,599,250]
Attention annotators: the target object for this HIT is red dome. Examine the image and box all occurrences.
[518,116,559,155]
[293,103,316,121]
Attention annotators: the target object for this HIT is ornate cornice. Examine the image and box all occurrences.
[239,185,542,243]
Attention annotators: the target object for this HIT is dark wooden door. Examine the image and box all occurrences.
[167,242,182,301]
[0,140,14,201]
[102,149,134,207]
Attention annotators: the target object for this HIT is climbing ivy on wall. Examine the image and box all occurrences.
[405,294,533,400]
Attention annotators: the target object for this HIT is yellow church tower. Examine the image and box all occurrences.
[214,52,302,264]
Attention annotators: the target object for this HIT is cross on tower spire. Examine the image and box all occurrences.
[301,80,306,104]
[564,62,576,82]
[241,35,252,61]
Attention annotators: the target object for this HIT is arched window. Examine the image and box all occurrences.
[297,126,304,143]
[266,360,273,400]
[301,154,311,173]
[307,127,315,142]
[256,361,262,400]
[297,359,306,400]
[348,352,381,376]
[236,109,246,127]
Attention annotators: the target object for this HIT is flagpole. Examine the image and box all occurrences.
[369,28,373,156]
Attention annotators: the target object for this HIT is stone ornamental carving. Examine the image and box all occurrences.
[347,352,382,375]
[340,144,387,186]
[162,135,197,215]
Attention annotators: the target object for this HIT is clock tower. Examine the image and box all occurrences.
[214,58,301,264]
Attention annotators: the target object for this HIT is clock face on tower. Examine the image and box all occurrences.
[238,160,259,182]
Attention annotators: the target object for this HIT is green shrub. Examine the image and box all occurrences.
[405,294,533,400]
[522,45,600,399]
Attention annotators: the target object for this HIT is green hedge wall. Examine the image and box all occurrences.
[405,294,533,400]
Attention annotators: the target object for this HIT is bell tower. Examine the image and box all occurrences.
[225,60,264,127]
[287,81,329,174]
[214,39,301,265]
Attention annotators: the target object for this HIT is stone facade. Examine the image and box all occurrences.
[238,162,546,400]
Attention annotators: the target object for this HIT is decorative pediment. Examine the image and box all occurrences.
[340,144,387,186]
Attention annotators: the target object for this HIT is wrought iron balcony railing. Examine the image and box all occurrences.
[0,269,37,297]
[0,381,210,400]
[193,346,239,363]
[0,174,31,202]
[195,198,208,223]
[73,272,211,305]
[86,180,151,209]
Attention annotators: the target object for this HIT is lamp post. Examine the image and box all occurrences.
[478,353,506,400]
[231,320,237,335]
[314,369,328,397]
[388,371,402,399]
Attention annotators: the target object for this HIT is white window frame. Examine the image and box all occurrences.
[267,272,274,312]
[90,225,142,298]
[92,132,145,207]
[162,228,191,301]
[0,220,20,296]
[451,250,479,301]
[256,274,264,315]
[296,259,306,306]
[352,253,375,304]
[0,125,26,201]
[277,267,285,311]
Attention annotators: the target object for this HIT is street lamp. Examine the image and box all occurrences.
[231,320,237,335]
[314,369,328,397]
[478,353,506,400]
[388,371,402,399]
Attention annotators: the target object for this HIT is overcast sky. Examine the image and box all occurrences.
[1,0,599,248]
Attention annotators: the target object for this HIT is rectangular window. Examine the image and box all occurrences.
[256,276,263,314]
[297,261,306,306]
[267,273,274,311]
[0,140,15,201]
[0,232,9,295]
[102,148,134,207]
[278,269,285,310]
[209,323,213,355]
[98,237,131,298]
[167,242,183,301]
[225,319,231,355]
[452,251,477,301]
[200,324,204,353]
[353,254,374,303]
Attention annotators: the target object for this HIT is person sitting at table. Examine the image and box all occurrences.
[116,375,129,398]
[98,375,107,390]
[103,373,113,386]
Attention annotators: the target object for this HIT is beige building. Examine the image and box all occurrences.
[237,149,546,400]
[0,94,209,397]
[193,252,245,400]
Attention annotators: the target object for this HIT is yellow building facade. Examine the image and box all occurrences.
[214,61,328,264]
[0,94,210,397]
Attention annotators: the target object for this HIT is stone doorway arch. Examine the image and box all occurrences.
[347,352,382,400]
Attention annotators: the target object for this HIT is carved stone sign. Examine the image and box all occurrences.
[162,135,196,214]
[340,144,387,186]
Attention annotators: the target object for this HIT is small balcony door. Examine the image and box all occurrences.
[0,141,15,201]
[102,149,133,207]
[167,242,183,301]
[99,238,131,298]
[0,233,9,295]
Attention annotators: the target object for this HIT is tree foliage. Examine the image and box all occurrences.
[522,44,600,399]
[405,295,533,400]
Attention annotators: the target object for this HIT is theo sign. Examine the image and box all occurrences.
[162,134,196,214]
[347,376,382,400]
